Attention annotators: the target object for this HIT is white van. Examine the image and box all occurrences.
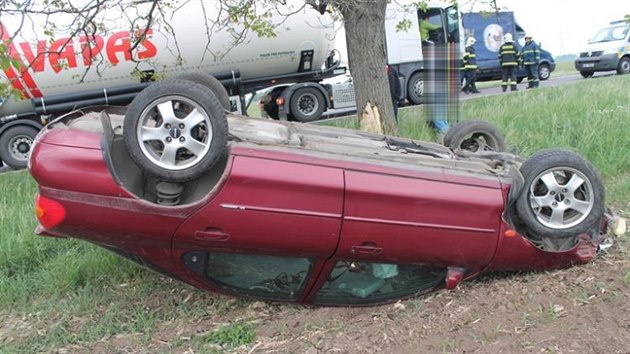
[574,20,630,78]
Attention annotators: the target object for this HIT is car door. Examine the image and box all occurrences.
[310,169,504,305]
[173,154,344,302]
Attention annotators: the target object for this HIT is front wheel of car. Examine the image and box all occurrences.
[538,63,551,81]
[616,57,630,75]
[123,79,228,183]
[515,149,605,239]
[580,71,594,78]
[444,120,505,153]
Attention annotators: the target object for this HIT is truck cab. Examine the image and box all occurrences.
[574,20,630,78]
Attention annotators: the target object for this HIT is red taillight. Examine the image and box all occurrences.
[35,194,66,229]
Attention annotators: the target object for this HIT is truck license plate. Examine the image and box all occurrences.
[583,63,595,68]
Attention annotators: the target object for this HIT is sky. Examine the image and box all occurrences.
[465,0,629,55]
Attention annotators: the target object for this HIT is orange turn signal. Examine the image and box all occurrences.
[35,194,66,229]
[504,229,517,238]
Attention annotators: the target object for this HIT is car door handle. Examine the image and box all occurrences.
[350,245,383,255]
[194,228,230,242]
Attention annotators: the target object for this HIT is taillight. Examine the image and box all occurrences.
[35,194,66,229]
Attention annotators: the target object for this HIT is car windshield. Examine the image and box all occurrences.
[588,25,629,43]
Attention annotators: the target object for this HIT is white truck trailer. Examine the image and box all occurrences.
[0,1,346,169]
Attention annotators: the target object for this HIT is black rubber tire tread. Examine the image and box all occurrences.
[580,71,594,78]
[515,149,605,239]
[123,79,228,182]
[538,63,550,81]
[444,120,505,152]
[616,57,630,75]
[289,87,325,122]
[0,125,39,170]
[173,72,230,110]
[406,72,424,105]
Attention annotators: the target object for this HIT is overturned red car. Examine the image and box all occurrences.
[29,78,623,306]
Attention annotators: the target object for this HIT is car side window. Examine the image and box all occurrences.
[313,261,446,305]
[193,252,313,301]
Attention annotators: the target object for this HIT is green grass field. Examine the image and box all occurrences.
[1,74,628,352]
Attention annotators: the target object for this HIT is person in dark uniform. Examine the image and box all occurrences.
[498,33,519,92]
[462,37,480,94]
[521,34,541,89]
[387,65,402,121]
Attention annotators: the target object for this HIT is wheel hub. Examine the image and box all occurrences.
[169,127,182,139]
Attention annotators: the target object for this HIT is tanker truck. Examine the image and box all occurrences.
[0,1,346,169]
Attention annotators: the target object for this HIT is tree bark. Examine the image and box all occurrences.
[332,0,398,135]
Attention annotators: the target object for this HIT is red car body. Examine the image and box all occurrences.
[29,110,611,305]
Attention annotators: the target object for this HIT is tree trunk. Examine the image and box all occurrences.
[333,0,398,135]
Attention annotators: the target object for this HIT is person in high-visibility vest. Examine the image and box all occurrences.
[462,37,480,94]
[521,34,541,89]
[498,33,519,92]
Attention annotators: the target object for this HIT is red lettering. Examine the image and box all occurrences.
[49,38,78,73]
[79,34,105,66]
[137,29,157,60]
[106,31,131,65]
[19,40,47,73]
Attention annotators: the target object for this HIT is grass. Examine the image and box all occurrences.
[1,74,629,352]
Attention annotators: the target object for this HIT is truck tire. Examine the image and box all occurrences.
[0,125,40,170]
[407,72,424,105]
[174,72,230,110]
[538,63,551,81]
[444,120,505,153]
[123,79,228,182]
[515,149,604,240]
[580,71,594,78]
[289,87,325,122]
[616,57,630,75]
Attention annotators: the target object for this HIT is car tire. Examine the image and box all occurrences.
[289,87,325,122]
[174,72,230,110]
[123,79,228,182]
[407,72,424,105]
[538,63,551,81]
[580,71,594,78]
[444,120,505,153]
[616,57,630,75]
[0,125,39,170]
[515,149,605,239]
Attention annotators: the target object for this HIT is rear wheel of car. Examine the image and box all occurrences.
[616,57,630,75]
[174,72,230,110]
[123,79,228,182]
[538,63,551,81]
[290,87,325,122]
[515,149,605,239]
[444,120,505,153]
[580,71,594,78]
[0,125,39,170]
[407,72,424,105]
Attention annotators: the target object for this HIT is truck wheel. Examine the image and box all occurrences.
[0,125,40,170]
[123,79,228,183]
[538,63,551,80]
[289,87,325,122]
[407,72,424,105]
[580,71,594,78]
[174,72,230,110]
[444,120,505,153]
[515,149,604,239]
[616,57,630,75]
